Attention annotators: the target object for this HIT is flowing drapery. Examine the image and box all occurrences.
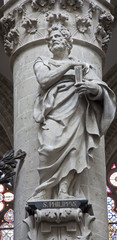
[33,57,116,194]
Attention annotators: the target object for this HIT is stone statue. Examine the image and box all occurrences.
[29,24,116,201]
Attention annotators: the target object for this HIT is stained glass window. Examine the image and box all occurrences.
[107,162,117,239]
[0,184,14,240]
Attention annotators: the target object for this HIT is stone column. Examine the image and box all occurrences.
[0,0,115,239]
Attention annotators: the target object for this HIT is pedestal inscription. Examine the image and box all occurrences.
[27,199,90,210]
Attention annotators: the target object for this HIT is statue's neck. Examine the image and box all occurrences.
[53,49,69,60]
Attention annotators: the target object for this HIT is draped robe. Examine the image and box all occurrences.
[33,57,116,195]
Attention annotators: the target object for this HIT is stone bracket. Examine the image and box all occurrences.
[24,200,95,240]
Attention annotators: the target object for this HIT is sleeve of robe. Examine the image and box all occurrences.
[33,59,116,161]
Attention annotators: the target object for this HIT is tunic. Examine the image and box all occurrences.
[33,56,116,194]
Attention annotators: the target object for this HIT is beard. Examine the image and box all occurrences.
[49,41,67,54]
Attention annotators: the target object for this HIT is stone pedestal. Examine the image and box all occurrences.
[24,200,95,240]
[1,0,115,239]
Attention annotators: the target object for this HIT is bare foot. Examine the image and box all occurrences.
[58,191,75,199]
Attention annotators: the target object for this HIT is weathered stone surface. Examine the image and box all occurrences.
[24,200,95,240]
[2,1,115,240]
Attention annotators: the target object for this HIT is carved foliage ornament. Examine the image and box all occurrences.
[0,1,114,55]
[31,0,84,11]
[0,4,37,54]
[46,12,69,25]
[75,16,91,33]
[34,208,83,223]
[22,16,38,34]
[31,0,55,11]
[0,14,14,41]
[60,0,84,10]
[4,27,19,55]
[0,14,19,55]
[24,208,95,240]
[95,12,114,51]
[13,4,26,16]
[88,2,98,19]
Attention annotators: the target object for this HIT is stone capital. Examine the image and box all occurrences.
[0,0,114,60]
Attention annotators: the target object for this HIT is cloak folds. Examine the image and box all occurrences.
[33,57,116,194]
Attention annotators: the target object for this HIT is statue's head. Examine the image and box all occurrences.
[47,25,73,55]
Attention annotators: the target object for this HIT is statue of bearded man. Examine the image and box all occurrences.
[29,24,116,201]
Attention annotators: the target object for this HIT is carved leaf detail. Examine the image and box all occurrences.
[76,16,91,33]
[60,0,84,10]
[4,27,19,55]
[46,12,69,25]
[88,2,97,19]
[95,12,114,51]
[31,0,55,11]
[22,17,38,34]
[0,14,20,55]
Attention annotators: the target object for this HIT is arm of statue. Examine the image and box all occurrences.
[34,60,83,90]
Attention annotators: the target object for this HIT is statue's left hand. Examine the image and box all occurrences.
[75,81,99,96]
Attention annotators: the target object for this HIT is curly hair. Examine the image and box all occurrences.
[47,24,73,54]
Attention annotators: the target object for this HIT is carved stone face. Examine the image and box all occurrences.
[48,30,68,54]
